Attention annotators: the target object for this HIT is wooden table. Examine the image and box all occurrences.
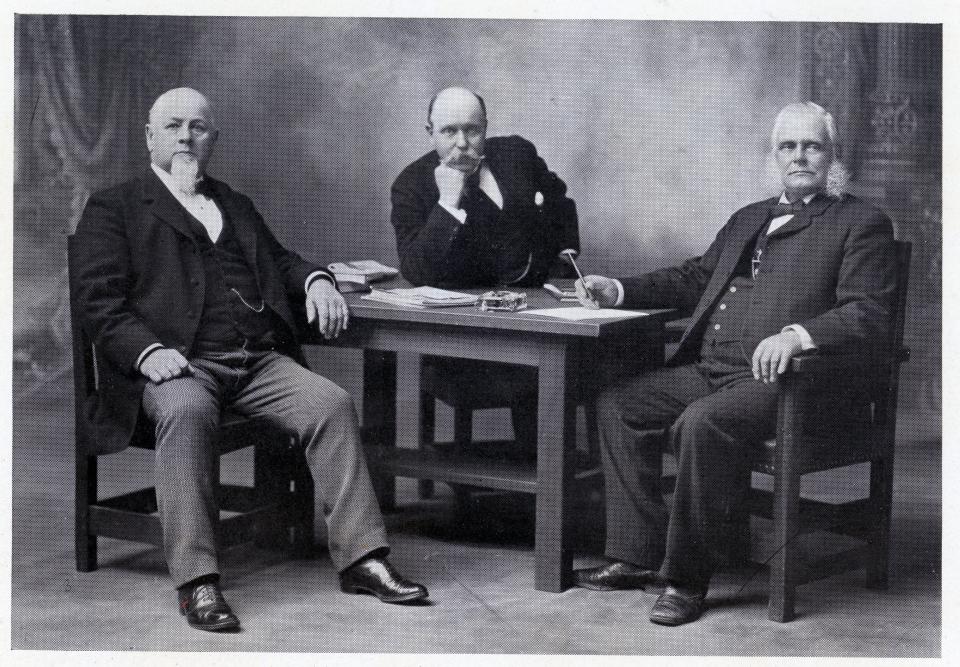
[327,281,672,592]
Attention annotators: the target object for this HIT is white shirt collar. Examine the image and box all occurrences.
[151,163,209,200]
[778,192,818,205]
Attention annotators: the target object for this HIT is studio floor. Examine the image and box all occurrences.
[11,380,941,656]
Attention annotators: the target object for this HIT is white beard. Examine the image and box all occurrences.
[170,153,201,195]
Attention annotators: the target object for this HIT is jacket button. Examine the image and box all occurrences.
[729,286,737,293]
[714,324,721,330]
[187,310,195,318]
[719,303,726,310]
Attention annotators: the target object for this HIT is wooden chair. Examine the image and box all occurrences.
[660,240,911,621]
[68,236,314,573]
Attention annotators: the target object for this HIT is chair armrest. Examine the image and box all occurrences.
[789,346,910,376]
[664,318,689,344]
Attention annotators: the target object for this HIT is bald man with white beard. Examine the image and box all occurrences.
[73,88,427,632]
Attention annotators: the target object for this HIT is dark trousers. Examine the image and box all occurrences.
[597,341,778,588]
[141,349,388,587]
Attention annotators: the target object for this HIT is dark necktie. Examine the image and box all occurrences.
[769,198,807,218]
[459,168,482,207]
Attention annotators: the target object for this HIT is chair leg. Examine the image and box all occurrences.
[289,443,315,555]
[453,408,473,449]
[418,391,436,500]
[75,453,97,572]
[448,409,475,507]
[769,467,801,622]
[510,401,538,460]
[253,441,288,550]
[866,456,893,589]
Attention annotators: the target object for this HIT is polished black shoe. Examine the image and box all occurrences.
[649,583,707,626]
[178,582,240,632]
[339,557,428,603]
[574,560,663,591]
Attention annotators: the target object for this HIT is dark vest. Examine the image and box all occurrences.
[180,199,277,352]
[460,182,534,285]
[698,220,774,365]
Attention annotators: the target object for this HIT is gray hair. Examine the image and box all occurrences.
[768,102,848,197]
[770,102,838,155]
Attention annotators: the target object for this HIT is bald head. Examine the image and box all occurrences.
[427,87,486,129]
[426,87,487,172]
[145,87,218,173]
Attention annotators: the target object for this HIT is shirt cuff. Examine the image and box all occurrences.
[558,249,578,258]
[135,343,165,371]
[305,270,336,293]
[438,201,468,224]
[612,279,625,307]
[782,324,816,351]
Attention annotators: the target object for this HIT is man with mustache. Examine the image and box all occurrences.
[391,86,580,455]
[72,87,428,632]
[573,103,896,626]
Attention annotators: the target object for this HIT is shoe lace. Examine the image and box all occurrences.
[193,583,226,608]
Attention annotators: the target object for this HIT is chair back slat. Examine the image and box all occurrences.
[67,235,97,408]
[874,240,911,430]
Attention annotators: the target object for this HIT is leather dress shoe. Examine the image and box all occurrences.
[339,557,429,603]
[574,561,662,591]
[178,582,240,632]
[649,583,707,626]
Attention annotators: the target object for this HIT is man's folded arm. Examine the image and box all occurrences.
[72,194,166,374]
[391,177,479,286]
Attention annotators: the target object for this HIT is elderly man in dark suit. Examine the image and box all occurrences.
[72,88,427,632]
[391,86,579,452]
[573,102,896,626]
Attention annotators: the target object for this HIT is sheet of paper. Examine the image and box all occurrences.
[392,286,474,300]
[524,307,648,321]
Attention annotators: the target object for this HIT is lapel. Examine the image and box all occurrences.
[679,198,774,347]
[485,147,505,202]
[206,177,259,271]
[705,199,773,297]
[484,141,516,209]
[141,169,198,242]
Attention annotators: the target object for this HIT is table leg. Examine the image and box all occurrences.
[534,341,577,592]
[363,350,397,511]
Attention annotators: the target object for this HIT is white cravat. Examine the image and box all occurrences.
[152,163,224,242]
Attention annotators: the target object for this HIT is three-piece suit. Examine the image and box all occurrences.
[72,170,388,586]
[598,192,896,587]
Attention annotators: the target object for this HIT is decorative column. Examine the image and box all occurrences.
[858,23,941,421]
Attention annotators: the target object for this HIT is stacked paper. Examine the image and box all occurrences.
[362,287,477,308]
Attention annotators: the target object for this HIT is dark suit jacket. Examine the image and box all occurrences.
[619,194,897,365]
[391,135,579,287]
[71,169,327,454]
